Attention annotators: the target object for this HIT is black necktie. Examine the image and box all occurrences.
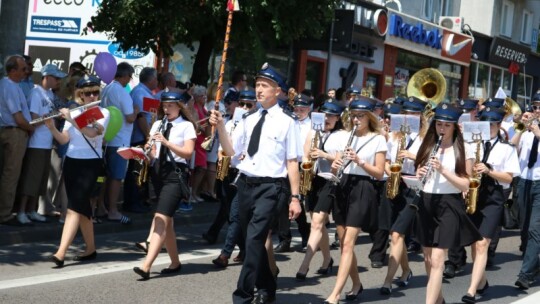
[247,110,267,157]
[482,141,492,163]
[159,123,173,163]
[528,136,539,169]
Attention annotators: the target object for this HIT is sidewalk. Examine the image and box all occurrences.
[0,201,219,247]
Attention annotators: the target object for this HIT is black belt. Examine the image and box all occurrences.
[229,168,239,176]
[1,126,18,129]
[239,173,282,184]
[164,161,189,171]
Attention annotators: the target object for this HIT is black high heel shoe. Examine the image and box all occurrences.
[296,269,308,281]
[345,284,363,300]
[316,258,334,275]
[476,280,489,295]
[73,251,97,262]
[161,264,182,274]
[133,267,150,280]
[395,270,413,287]
[49,255,64,268]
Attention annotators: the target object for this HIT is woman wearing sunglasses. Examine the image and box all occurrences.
[324,97,387,304]
[45,75,109,267]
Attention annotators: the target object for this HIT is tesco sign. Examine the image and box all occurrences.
[388,15,443,50]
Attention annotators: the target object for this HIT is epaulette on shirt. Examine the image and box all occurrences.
[242,108,258,119]
[282,108,298,120]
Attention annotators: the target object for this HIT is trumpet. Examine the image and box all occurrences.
[30,100,101,124]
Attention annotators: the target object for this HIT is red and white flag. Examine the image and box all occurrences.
[227,0,240,11]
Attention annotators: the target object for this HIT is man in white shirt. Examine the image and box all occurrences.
[101,62,139,224]
[211,63,302,304]
[16,64,66,225]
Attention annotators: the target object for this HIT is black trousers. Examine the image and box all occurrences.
[368,180,389,263]
[232,175,285,304]
[275,179,310,245]
[206,169,238,239]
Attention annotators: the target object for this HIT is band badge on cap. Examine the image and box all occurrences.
[460,100,465,106]
[486,107,491,112]
[442,103,448,109]
[261,62,268,70]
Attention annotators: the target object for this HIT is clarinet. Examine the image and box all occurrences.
[409,135,443,209]
[329,124,358,198]
[145,116,168,157]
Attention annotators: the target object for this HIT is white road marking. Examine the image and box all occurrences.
[0,248,223,290]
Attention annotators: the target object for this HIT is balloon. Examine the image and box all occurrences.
[94,52,117,84]
[104,106,123,142]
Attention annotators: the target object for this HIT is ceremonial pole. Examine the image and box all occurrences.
[201,0,238,150]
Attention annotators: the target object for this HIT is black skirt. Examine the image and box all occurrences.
[333,174,378,232]
[468,177,505,239]
[414,192,482,248]
[154,162,190,217]
[390,184,418,236]
[306,175,334,213]
[63,157,101,219]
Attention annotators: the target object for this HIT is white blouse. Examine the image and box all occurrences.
[150,116,197,165]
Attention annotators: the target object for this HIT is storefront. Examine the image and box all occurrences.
[468,34,538,108]
[375,8,474,101]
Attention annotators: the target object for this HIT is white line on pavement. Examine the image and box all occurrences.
[0,248,222,290]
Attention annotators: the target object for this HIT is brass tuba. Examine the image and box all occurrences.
[300,130,320,195]
[216,152,232,181]
[465,133,482,214]
[386,129,406,199]
[407,68,446,120]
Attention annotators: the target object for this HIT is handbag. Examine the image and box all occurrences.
[503,199,519,230]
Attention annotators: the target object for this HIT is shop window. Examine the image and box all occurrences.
[440,0,454,17]
[467,61,478,98]
[423,0,435,21]
[517,73,533,104]
[365,73,380,98]
[476,63,490,98]
[305,60,324,96]
[501,1,514,37]
[502,70,512,94]
[489,67,502,98]
[521,11,533,44]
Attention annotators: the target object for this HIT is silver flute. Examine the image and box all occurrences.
[30,100,101,124]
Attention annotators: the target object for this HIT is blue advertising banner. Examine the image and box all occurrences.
[30,16,80,34]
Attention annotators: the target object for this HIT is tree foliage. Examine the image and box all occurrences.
[89,0,339,84]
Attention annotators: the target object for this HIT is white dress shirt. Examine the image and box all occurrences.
[518,131,540,181]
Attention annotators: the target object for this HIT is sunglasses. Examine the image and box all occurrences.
[239,101,254,109]
[83,90,100,97]
[532,105,540,111]
[350,113,366,119]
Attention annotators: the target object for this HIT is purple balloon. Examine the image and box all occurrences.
[94,52,117,84]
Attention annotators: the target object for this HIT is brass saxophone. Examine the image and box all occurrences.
[386,131,406,199]
[465,133,482,214]
[135,115,165,187]
[300,130,320,195]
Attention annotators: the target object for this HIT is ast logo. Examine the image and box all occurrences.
[28,45,70,84]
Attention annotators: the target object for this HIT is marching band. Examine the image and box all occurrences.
[4,58,537,304]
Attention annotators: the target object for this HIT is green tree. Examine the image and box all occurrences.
[88,0,339,85]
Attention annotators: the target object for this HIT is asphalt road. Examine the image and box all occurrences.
[1,220,539,304]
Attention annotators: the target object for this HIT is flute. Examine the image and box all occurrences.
[30,100,101,125]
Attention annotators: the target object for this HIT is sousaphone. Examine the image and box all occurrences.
[406,68,447,115]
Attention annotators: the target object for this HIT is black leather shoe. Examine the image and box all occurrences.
[443,263,456,278]
[406,241,421,253]
[476,280,489,295]
[212,255,229,268]
[316,258,334,275]
[461,293,478,303]
[371,261,383,268]
[330,240,340,249]
[273,241,291,253]
[379,286,392,295]
[295,270,308,281]
[49,255,64,268]
[73,251,97,262]
[251,294,276,304]
[133,267,150,280]
[160,264,182,274]
[345,284,363,300]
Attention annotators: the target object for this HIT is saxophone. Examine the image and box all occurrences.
[135,114,161,187]
[216,151,231,181]
[465,134,482,214]
[386,131,406,199]
[300,131,320,195]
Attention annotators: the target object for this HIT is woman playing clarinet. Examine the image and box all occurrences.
[414,102,482,304]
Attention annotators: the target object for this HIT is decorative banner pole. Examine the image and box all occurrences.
[201,0,239,150]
